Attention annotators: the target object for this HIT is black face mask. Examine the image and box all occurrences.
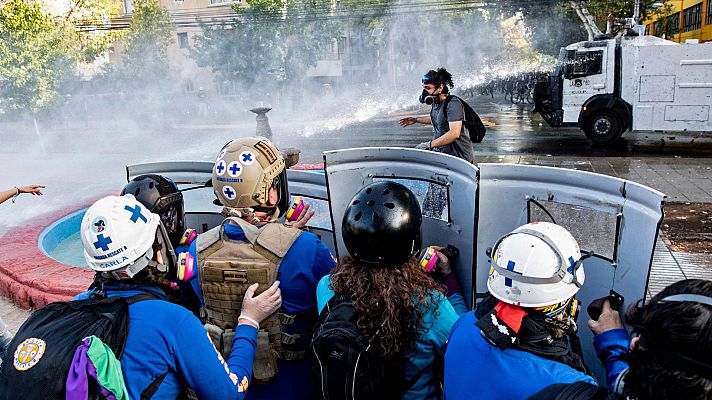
[419,89,436,105]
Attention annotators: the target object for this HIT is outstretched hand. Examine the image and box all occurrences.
[18,185,45,196]
[399,117,416,127]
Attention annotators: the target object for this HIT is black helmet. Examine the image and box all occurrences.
[342,181,422,267]
[121,174,185,247]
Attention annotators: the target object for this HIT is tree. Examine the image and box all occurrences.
[191,0,341,90]
[0,0,78,113]
[46,0,126,63]
[568,0,670,40]
[111,0,173,89]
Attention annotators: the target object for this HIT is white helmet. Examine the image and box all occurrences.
[81,195,173,280]
[487,222,586,308]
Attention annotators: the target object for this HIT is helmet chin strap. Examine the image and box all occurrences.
[222,206,280,224]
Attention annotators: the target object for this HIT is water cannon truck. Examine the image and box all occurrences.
[534,33,712,144]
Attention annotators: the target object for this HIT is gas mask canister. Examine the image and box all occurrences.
[419,89,436,105]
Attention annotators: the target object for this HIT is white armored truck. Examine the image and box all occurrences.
[534,34,712,144]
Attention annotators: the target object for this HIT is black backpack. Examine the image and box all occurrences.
[0,293,155,400]
[443,95,487,143]
[311,294,418,400]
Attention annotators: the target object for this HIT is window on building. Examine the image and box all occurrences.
[667,12,681,36]
[177,32,188,49]
[653,18,665,36]
[184,79,194,93]
[707,0,712,25]
[683,3,702,32]
[209,0,240,4]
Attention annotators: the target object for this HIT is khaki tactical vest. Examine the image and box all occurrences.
[197,217,303,383]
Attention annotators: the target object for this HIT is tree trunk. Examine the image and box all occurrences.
[570,0,603,41]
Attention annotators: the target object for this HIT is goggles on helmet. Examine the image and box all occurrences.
[422,74,439,85]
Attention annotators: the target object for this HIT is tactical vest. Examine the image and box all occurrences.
[197,217,303,383]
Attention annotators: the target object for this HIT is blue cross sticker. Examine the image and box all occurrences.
[124,204,147,223]
[216,162,225,174]
[229,163,241,175]
[504,260,521,287]
[94,234,113,251]
[242,153,253,163]
[223,186,235,199]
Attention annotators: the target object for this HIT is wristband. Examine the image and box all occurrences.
[11,187,20,203]
[238,315,260,328]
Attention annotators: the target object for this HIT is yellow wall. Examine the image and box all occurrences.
[644,0,710,42]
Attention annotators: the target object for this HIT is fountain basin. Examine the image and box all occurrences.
[0,207,93,309]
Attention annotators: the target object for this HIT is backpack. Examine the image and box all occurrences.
[443,95,486,143]
[311,294,422,400]
[0,293,155,400]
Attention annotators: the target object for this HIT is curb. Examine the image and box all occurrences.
[0,208,93,310]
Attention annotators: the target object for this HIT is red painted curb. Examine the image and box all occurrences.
[0,208,93,310]
[290,163,324,171]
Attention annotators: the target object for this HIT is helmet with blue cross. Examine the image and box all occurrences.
[487,222,586,308]
[80,195,176,280]
[211,137,289,220]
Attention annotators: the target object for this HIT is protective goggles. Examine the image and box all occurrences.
[422,74,439,85]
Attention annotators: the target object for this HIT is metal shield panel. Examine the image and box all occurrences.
[478,163,664,382]
[324,147,479,307]
[286,169,337,255]
[126,161,222,231]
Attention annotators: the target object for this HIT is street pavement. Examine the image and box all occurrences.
[1,94,711,329]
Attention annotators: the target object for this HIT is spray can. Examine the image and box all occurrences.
[286,196,307,222]
[419,246,439,272]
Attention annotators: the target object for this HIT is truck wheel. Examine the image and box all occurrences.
[584,111,623,144]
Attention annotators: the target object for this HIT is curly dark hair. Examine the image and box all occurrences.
[329,256,444,357]
[623,279,712,400]
[424,68,454,92]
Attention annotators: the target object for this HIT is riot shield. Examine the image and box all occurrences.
[477,163,664,383]
[286,169,337,254]
[324,147,479,307]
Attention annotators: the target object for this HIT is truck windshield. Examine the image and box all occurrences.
[568,50,603,78]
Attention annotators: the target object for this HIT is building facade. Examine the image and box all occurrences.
[644,0,712,43]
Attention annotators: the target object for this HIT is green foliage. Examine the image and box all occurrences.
[112,0,174,88]
[61,0,125,62]
[583,0,671,29]
[0,0,78,113]
[192,0,340,89]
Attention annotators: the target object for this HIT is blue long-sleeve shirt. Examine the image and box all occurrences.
[444,311,597,400]
[74,285,257,399]
[593,328,630,391]
[316,274,467,400]
[184,222,336,400]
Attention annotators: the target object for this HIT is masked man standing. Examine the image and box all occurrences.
[399,67,475,164]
